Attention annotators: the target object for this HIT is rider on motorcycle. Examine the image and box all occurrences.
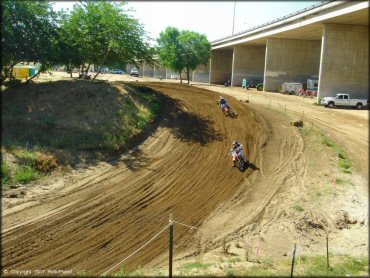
[231,140,247,167]
[219,96,229,111]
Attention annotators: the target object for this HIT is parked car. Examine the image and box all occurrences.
[130,68,139,77]
[320,93,367,109]
[110,69,124,74]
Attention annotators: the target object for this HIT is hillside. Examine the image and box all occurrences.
[1,80,161,187]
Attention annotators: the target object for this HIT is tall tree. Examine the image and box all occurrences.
[156,27,211,84]
[178,31,211,84]
[66,1,154,80]
[156,27,185,83]
[1,0,59,81]
[56,7,88,77]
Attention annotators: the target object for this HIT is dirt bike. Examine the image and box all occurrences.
[221,104,236,117]
[234,153,249,171]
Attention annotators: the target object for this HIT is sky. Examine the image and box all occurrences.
[52,1,321,43]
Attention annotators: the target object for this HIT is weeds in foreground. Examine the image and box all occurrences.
[300,255,368,276]
[14,166,40,184]
[111,255,367,276]
[113,266,129,277]
[293,203,304,212]
[2,148,58,186]
[182,262,213,271]
[334,178,351,186]
[244,254,367,276]
[320,131,352,175]
[1,162,11,185]
[222,237,231,254]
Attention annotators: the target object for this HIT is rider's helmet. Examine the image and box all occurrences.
[220,96,225,100]
[232,140,240,149]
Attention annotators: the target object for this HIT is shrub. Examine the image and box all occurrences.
[1,162,11,184]
[321,135,334,147]
[12,149,57,173]
[338,159,350,169]
[14,166,40,184]
[35,153,57,173]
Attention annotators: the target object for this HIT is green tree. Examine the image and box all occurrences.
[157,27,185,83]
[178,31,211,84]
[1,0,59,81]
[56,9,86,77]
[67,1,154,80]
[156,27,211,84]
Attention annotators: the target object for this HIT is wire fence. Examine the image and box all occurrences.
[99,219,199,277]
[99,213,344,277]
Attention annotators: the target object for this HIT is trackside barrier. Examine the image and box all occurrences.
[99,210,341,276]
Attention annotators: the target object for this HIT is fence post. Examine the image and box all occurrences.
[326,232,330,268]
[290,243,296,278]
[169,214,174,278]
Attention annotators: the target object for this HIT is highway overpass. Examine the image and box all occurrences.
[128,1,368,100]
[209,0,369,99]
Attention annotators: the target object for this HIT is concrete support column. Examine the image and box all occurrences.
[209,49,233,84]
[318,24,369,99]
[138,63,144,77]
[154,64,166,79]
[192,63,210,83]
[231,45,265,86]
[264,38,321,92]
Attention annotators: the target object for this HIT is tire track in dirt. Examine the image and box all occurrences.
[195,104,308,252]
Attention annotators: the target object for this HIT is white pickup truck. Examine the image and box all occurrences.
[320,93,368,110]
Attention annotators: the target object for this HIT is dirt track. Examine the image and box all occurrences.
[2,82,274,275]
[2,79,368,276]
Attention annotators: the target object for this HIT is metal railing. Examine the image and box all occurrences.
[211,1,334,44]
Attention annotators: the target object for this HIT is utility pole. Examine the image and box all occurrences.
[232,1,236,35]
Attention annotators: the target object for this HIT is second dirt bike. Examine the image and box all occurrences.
[222,104,236,117]
[234,153,249,171]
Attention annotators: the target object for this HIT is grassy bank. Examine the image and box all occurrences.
[298,125,352,175]
[111,254,368,276]
[1,80,161,186]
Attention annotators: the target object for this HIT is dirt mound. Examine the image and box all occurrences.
[1,80,160,153]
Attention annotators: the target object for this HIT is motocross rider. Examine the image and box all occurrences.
[219,96,228,111]
[231,140,247,167]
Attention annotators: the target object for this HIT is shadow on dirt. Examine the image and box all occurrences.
[124,83,224,147]
[120,147,150,171]
[239,162,260,172]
